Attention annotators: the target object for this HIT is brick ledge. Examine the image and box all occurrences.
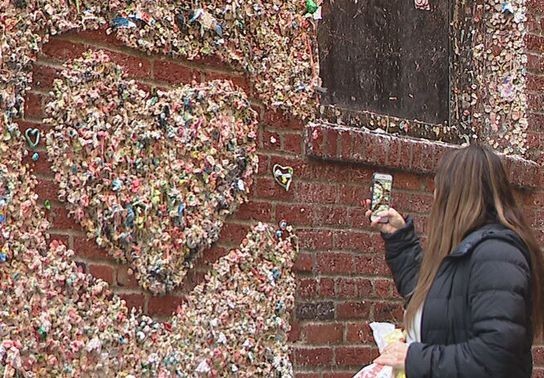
[305,123,540,190]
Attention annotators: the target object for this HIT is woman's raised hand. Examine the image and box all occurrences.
[364,199,406,234]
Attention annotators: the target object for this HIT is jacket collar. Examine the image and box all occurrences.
[449,223,527,258]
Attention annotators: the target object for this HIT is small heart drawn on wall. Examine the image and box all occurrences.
[273,164,294,191]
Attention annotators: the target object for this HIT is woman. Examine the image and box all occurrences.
[366,144,544,377]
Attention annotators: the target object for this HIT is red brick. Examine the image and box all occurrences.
[346,206,371,230]
[526,34,544,54]
[263,110,290,129]
[119,293,146,311]
[293,253,314,272]
[88,264,115,284]
[388,137,413,169]
[393,192,433,214]
[73,236,110,260]
[49,206,81,231]
[302,323,343,345]
[319,206,350,227]
[362,133,390,167]
[345,322,373,343]
[412,143,437,173]
[32,63,59,90]
[305,125,323,155]
[528,113,544,133]
[296,229,334,250]
[527,73,544,92]
[48,234,69,247]
[350,129,366,161]
[372,279,394,298]
[336,278,372,299]
[99,50,152,79]
[200,70,251,94]
[534,346,544,366]
[34,178,59,202]
[218,222,248,245]
[24,92,45,119]
[282,133,303,155]
[255,177,295,202]
[256,153,270,175]
[181,270,207,293]
[153,60,199,84]
[393,172,428,191]
[335,346,377,367]
[319,278,335,297]
[293,182,339,205]
[297,278,320,299]
[346,166,374,183]
[335,278,359,299]
[338,130,354,160]
[201,246,228,265]
[275,204,316,227]
[323,127,339,157]
[316,252,355,274]
[285,116,305,131]
[528,54,544,74]
[293,347,333,367]
[338,184,371,207]
[288,321,302,342]
[353,255,389,276]
[24,153,53,175]
[116,266,139,288]
[295,373,320,378]
[527,0,544,13]
[261,129,281,150]
[235,200,273,222]
[333,230,381,253]
[41,38,88,61]
[322,372,355,378]
[148,295,185,316]
[527,18,542,34]
[336,301,371,320]
[527,92,544,112]
[373,301,404,323]
[190,54,240,71]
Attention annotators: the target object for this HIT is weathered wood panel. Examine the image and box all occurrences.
[318,0,450,125]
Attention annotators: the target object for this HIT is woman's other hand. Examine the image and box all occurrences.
[373,341,408,370]
[364,199,406,234]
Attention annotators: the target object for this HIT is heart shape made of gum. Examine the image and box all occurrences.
[0,137,297,375]
[45,51,259,294]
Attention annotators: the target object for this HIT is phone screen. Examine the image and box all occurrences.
[370,173,393,222]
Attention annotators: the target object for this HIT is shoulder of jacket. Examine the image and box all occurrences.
[464,234,532,280]
[451,225,528,261]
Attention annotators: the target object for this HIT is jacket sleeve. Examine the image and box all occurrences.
[405,239,532,378]
[382,217,423,300]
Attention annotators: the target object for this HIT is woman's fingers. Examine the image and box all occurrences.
[374,342,408,370]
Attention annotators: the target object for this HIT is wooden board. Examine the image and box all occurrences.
[318,0,450,125]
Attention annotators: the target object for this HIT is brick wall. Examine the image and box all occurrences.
[19,12,543,378]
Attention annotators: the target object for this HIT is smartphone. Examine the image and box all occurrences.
[370,173,393,223]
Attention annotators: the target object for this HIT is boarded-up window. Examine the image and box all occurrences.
[318,0,450,133]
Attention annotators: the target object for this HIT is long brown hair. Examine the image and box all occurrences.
[405,144,544,338]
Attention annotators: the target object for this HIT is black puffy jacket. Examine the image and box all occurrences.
[383,218,534,378]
